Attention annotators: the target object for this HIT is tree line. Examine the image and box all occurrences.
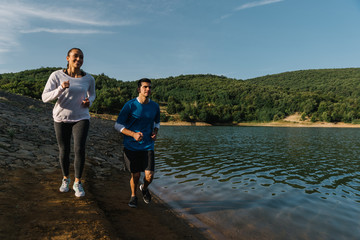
[1,67,360,124]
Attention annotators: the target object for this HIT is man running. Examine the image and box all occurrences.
[114,78,160,208]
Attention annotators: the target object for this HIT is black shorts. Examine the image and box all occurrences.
[123,148,155,173]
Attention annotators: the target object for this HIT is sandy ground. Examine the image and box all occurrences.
[161,113,360,128]
[0,90,208,240]
[0,167,208,240]
[237,113,360,128]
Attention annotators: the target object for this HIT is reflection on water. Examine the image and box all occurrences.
[151,126,360,240]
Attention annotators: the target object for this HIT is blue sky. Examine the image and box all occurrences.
[1,0,360,81]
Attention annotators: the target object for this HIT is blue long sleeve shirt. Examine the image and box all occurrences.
[115,98,160,151]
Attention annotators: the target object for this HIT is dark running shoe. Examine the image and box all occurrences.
[128,196,138,208]
[140,184,152,204]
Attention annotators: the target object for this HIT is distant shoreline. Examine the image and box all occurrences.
[160,121,360,128]
[236,121,360,128]
[90,113,360,128]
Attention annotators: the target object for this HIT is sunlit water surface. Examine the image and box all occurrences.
[150,126,360,240]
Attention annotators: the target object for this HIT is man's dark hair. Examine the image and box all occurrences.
[137,78,151,88]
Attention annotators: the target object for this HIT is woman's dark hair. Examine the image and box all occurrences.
[137,78,151,88]
[67,48,83,57]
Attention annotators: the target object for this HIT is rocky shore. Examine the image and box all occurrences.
[0,90,207,240]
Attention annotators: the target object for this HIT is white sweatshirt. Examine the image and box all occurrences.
[42,69,96,123]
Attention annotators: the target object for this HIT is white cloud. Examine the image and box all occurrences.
[217,0,284,22]
[220,13,233,20]
[4,4,134,27]
[0,2,137,27]
[19,28,114,34]
[236,0,284,11]
[0,0,136,57]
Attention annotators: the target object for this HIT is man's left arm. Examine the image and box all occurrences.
[151,127,159,141]
[151,104,161,141]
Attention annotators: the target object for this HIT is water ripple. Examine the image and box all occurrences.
[155,126,360,204]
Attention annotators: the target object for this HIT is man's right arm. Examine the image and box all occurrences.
[121,128,143,142]
[114,106,143,142]
[114,122,143,142]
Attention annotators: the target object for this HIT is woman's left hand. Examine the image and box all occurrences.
[82,98,90,107]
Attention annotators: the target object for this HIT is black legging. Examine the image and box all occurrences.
[54,120,90,179]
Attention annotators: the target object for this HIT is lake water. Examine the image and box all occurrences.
[150,126,360,240]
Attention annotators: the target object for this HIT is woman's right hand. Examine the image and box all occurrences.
[61,80,70,89]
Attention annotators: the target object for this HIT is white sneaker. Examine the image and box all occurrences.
[73,182,85,197]
[59,178,70,192]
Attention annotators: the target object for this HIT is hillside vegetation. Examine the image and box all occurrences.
[1,67,360,124]
[249,68,360,97]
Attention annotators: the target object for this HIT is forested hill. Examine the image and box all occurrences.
[248,68,360,98]
[1,67,360,124]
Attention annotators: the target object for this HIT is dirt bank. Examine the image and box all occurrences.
[0,90,208,240]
